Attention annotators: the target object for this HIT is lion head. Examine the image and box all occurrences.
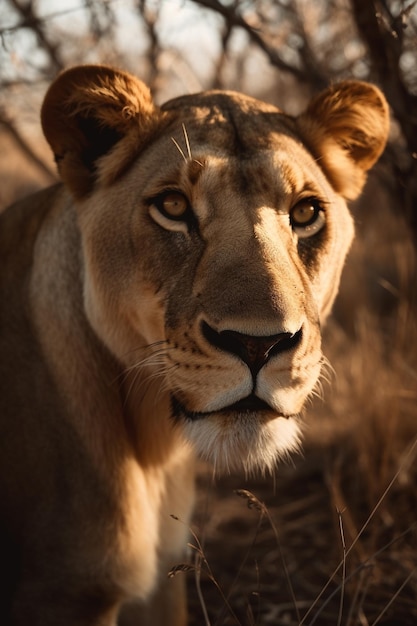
[41,66,389,474]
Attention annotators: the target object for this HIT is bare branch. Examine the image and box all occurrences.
[138,0,161,90]
[351,0,417,144]
[7,0,64,72]
[0,2,112,37]
[289,1,330,86]
[351,0,417,244]
[190,0,327,88]
[212,14,233,89]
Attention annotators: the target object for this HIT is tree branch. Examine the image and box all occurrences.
[8,0,64,73]
[351,0,417,152]
[190,0,327,88]
[350,0,417,244]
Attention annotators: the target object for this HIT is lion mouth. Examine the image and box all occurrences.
[225,394,274,413]
[171,393,277,422]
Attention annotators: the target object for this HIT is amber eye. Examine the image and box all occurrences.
[159,192,188,219]
[290,198,326,238]
[149,190,192,233]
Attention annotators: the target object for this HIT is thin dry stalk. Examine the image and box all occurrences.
[300,437,417,625]
[344,567,372,626]
[336,508,347,626]
[235,489,301,624]
[169,515,242,625]
[193,550,211,626]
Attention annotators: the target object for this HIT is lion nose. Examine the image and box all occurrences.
[202,321,302,377]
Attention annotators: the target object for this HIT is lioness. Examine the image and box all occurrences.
[0,65,388,625]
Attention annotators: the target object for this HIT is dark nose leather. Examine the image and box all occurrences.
[202,321,302,376]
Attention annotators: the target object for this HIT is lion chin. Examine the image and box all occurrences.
[183,411,301,475]
[176,395,302,474]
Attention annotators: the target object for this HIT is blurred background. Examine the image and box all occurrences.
[1,1,416,624]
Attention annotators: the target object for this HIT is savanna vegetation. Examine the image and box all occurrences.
[1,1,416,624]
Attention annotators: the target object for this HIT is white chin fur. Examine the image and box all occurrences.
[182,413,301,475]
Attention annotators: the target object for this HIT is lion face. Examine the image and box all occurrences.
[41,67,389,473]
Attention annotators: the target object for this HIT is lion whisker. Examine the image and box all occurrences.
[171,136,188,163]
[120,340,171,360]
[171,123,201,165]
[124,352,169,374]
[123,364,169,406]
[320,355,336,385]
[182,123,192,160]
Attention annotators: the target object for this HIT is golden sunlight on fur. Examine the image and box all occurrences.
[0,65,388,625]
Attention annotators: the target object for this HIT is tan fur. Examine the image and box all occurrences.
[296,81,389,199]
[0,65,389,625]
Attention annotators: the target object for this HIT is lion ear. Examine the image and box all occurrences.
[296,81,389,200]
[41,65,163,199]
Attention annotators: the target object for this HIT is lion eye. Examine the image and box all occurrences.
[156,191,189,220]
[290,198,325,238]
[149,191,192,233]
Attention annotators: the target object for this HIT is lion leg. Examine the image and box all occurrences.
[119,573,187,626]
